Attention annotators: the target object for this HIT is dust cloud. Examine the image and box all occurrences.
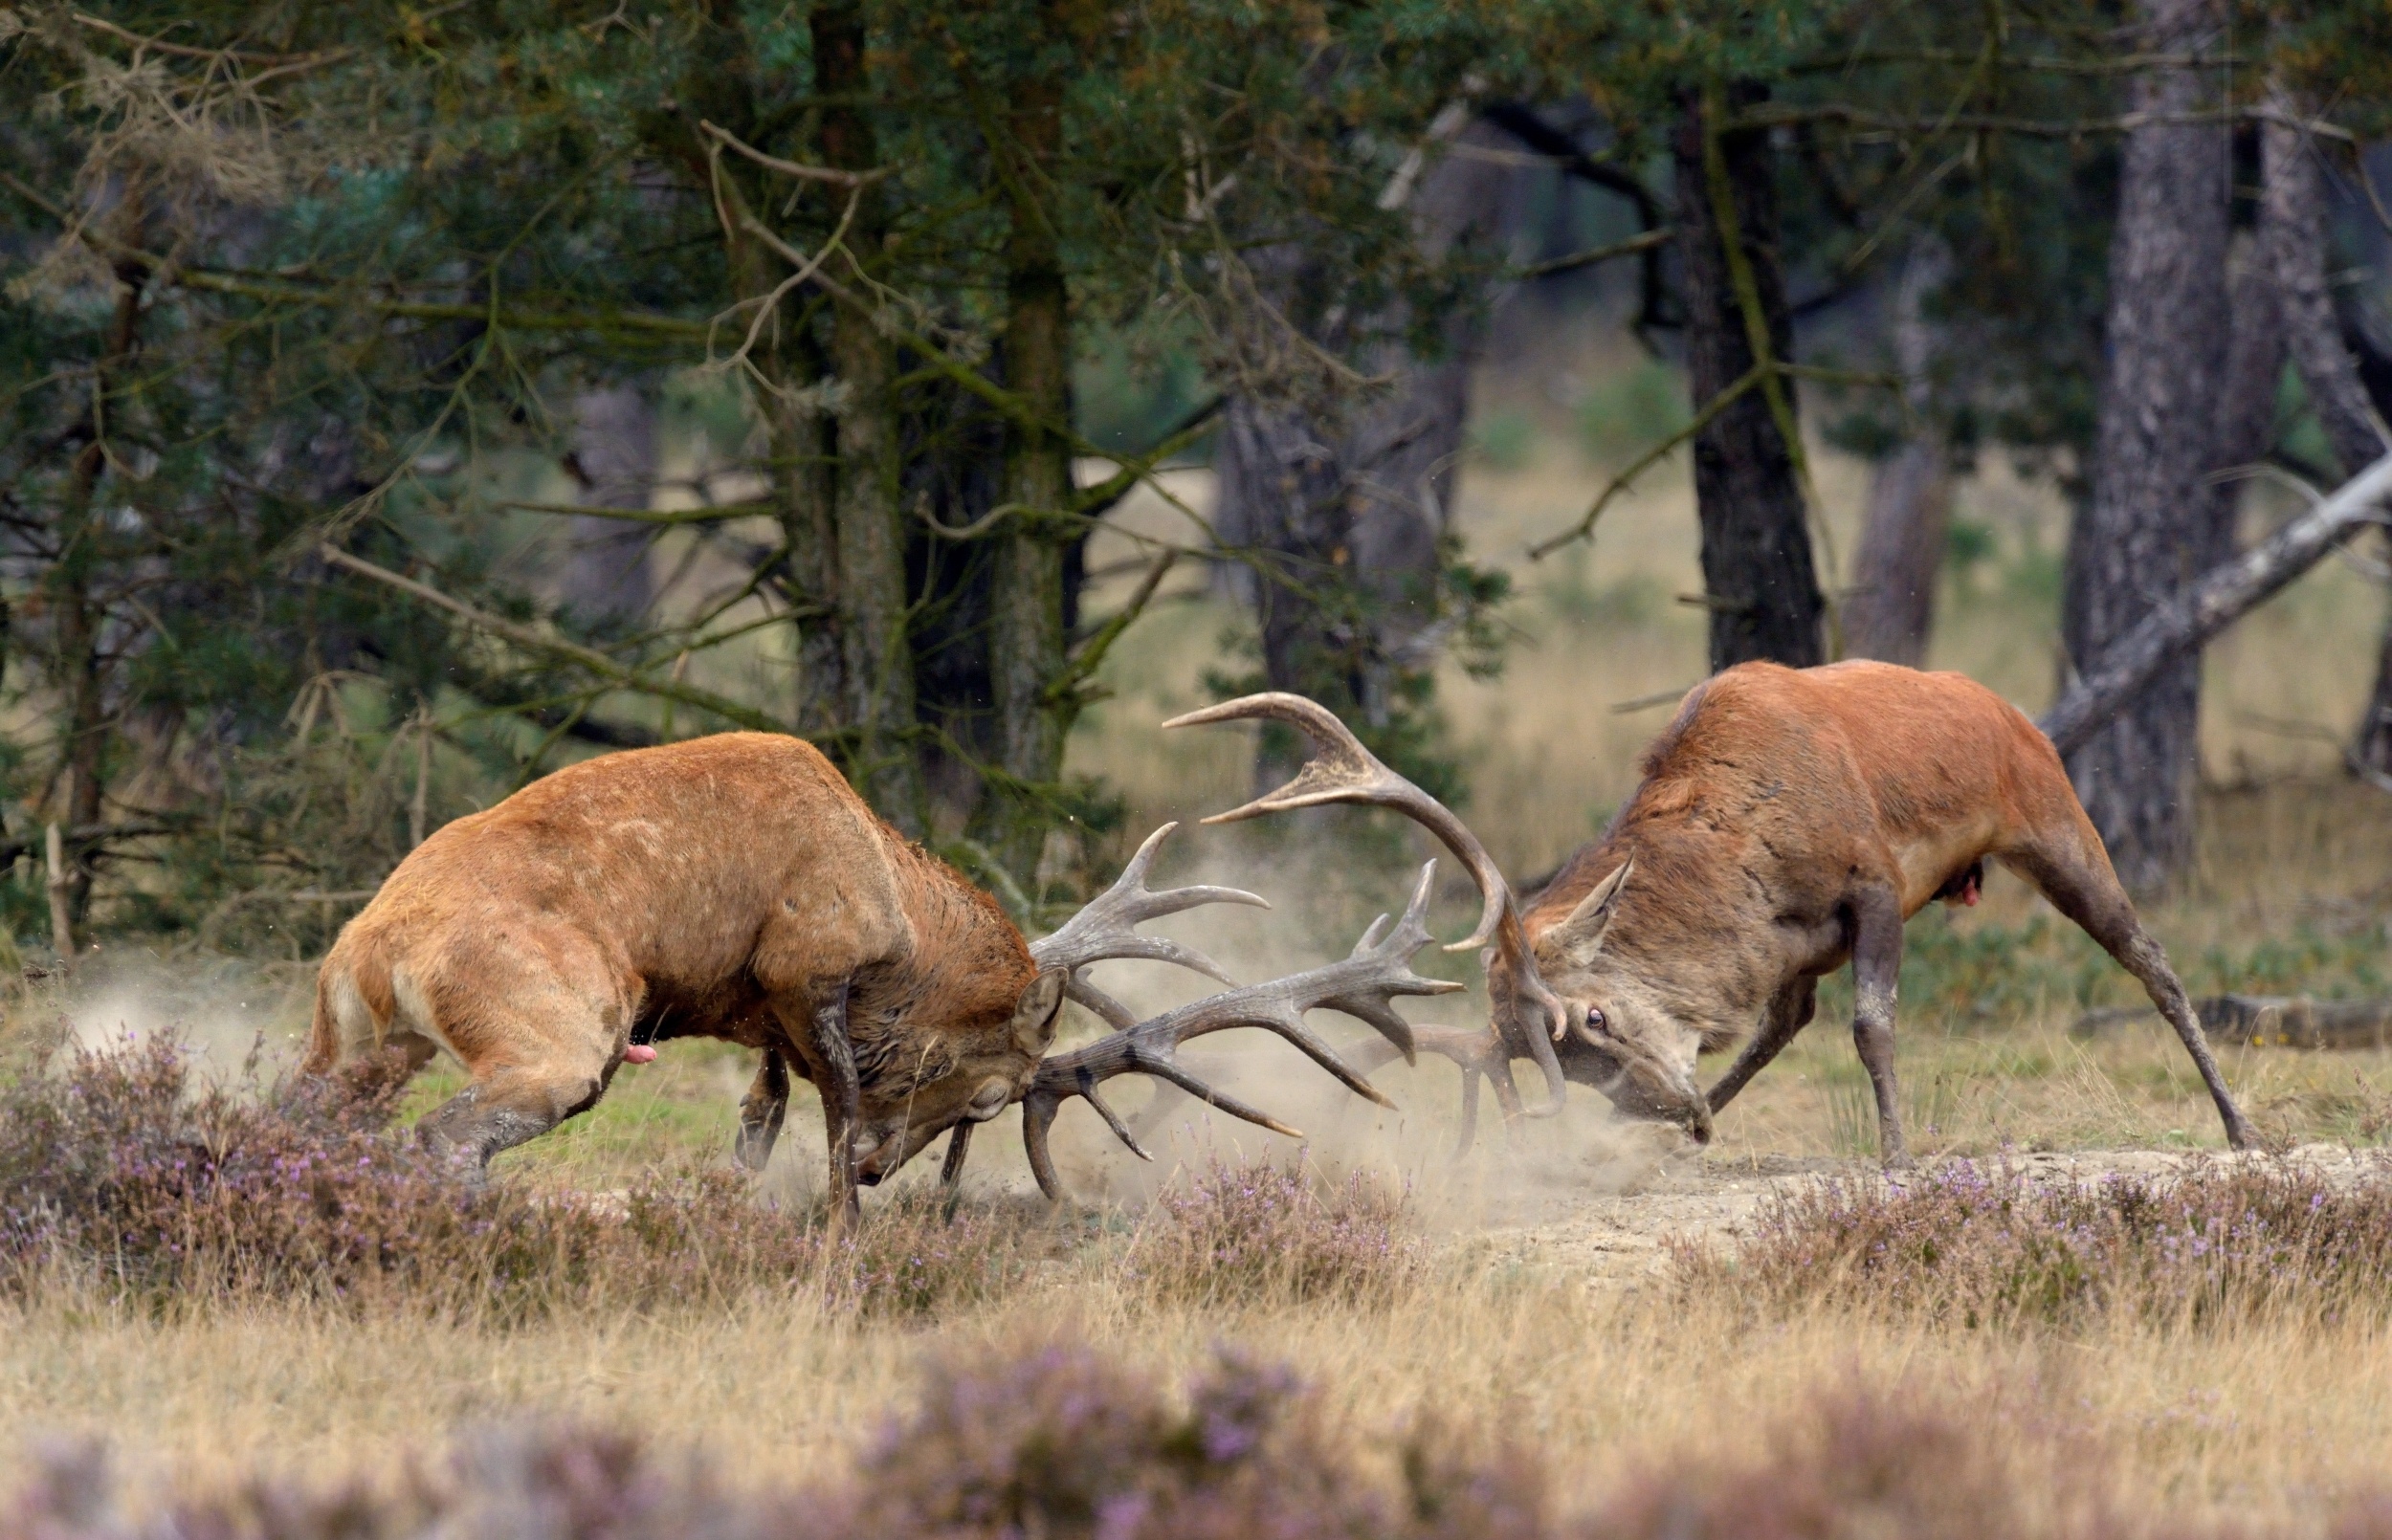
[970,824,1693,1231]
[28,951,315,1089]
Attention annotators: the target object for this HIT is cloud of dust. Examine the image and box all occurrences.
[34,951,315,1090]
[1002,825,1695,1233]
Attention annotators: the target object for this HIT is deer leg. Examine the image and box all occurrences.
[791,982,861,1232]
[1849,884,1911,1169]
[1706,977,1819,1115]
[2001,841,2256,1150]
[734,1046,791,1173]
[417,1061,609,1172]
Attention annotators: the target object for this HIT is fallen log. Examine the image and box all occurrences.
[2039,452,2392,758]
[2073,994,2392,1050]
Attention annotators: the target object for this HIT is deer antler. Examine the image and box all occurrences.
[1028,821,1269,1028]
[1019,863,1456,1199]
[1163,692,1570,1118]
[1344,1025,1526,1158]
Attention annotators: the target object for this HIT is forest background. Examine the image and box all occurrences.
[3,0,2390,969]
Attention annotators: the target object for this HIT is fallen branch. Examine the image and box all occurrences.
[2038,453,2392,757]
[2075,995,2392,1051]
[318,545,788,735]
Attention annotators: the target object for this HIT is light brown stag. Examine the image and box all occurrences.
[305,732,1476,1219]
[1171,662,2255,1164]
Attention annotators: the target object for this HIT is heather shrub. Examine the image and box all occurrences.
[12,1339,2392,1539]
[0,1035,1034,1320]
[1598,1382,2110,1540]
[1124,1154,1422,1306]
[1685,1157,2392,1329]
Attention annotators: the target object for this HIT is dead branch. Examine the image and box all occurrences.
[2039,454,2392,757]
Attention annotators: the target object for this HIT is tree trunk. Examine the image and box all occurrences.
[1674,82,1823,671]
[2061,0,2230,892]
[971,56,1075,882]
[1209,111,1510,790]
[2257,88,2392,778]
[815,3,926,835]
[1845,236,1954,667]
[49,255,146,927]
[559,385,658,627]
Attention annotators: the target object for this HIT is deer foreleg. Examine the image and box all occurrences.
[734,1046,791,1173]
[797,984,861,1232]
[1706,977,1818,1116]
[1849,885,1911,1169]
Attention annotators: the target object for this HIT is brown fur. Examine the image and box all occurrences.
[1511,661,2252,1161]
[304,734,1060,1208]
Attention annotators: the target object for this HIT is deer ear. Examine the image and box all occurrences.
[1009,971,1068,1056]
[1548,858,1633,967]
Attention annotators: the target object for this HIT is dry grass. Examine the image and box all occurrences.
[4,380,2390,1529]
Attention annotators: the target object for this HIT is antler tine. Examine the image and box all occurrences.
[1165,692,1571,1120]
[1018,863,1464,1200]
[1030,822,1267,984]
[1163,693,1507,954]
[1346,1024,1531,1158]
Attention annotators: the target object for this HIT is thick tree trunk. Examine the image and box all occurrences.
[814,4,926,835]
[1209,112,1509,783]
[972,59,1075,882]
[1674,83,1823,671]
[2062,0,2230,892]
[2257,92,2392,778]
[1846,237,1953,667]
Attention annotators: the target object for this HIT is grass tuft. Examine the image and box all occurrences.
[1126,1153,1422,1307]
[1684,1155,2392,1329]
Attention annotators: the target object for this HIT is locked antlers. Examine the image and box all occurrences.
[1020,864,1454,1199]
[1165,692,1570,1121]
[1028,821,1268,1029]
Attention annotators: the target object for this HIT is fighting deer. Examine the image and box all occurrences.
[304,731,1470,1219]
[1170,662,2255,1165]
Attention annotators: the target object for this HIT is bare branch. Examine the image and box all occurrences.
[2040,454,2392,756]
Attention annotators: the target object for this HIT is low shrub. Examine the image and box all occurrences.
[1125,1153,1422,1306]
[1683,1156,2392,1329]
[16,1342,2392,1539]
[0,1035,1034,1320]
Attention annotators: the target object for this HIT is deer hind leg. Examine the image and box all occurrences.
[1848,884,1911,1169]
[1707,976,1819,1117]
[734,1047,791,1173]
[1999,832,2256,1150]
[416,1062,611,1170]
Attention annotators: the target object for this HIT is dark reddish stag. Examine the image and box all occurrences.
[305,732,1473,1219]
[1170,663,2254,1164]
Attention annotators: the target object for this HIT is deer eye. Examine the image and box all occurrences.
[966,1080,1011,1120]
[1584,1006,1609,1037]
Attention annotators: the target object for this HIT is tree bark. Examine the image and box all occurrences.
[1674,82,1823,671]
[49,254,146,926]
[559,384,659,627]
[971,54,1075,881]
[1208,111,1509,781]
[2062,0,2230,892]
[1846,236,1953,667]
[2258,90,2392,778]
[815,3,926,835]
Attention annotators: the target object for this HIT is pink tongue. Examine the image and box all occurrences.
[624,1045,657,1065]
